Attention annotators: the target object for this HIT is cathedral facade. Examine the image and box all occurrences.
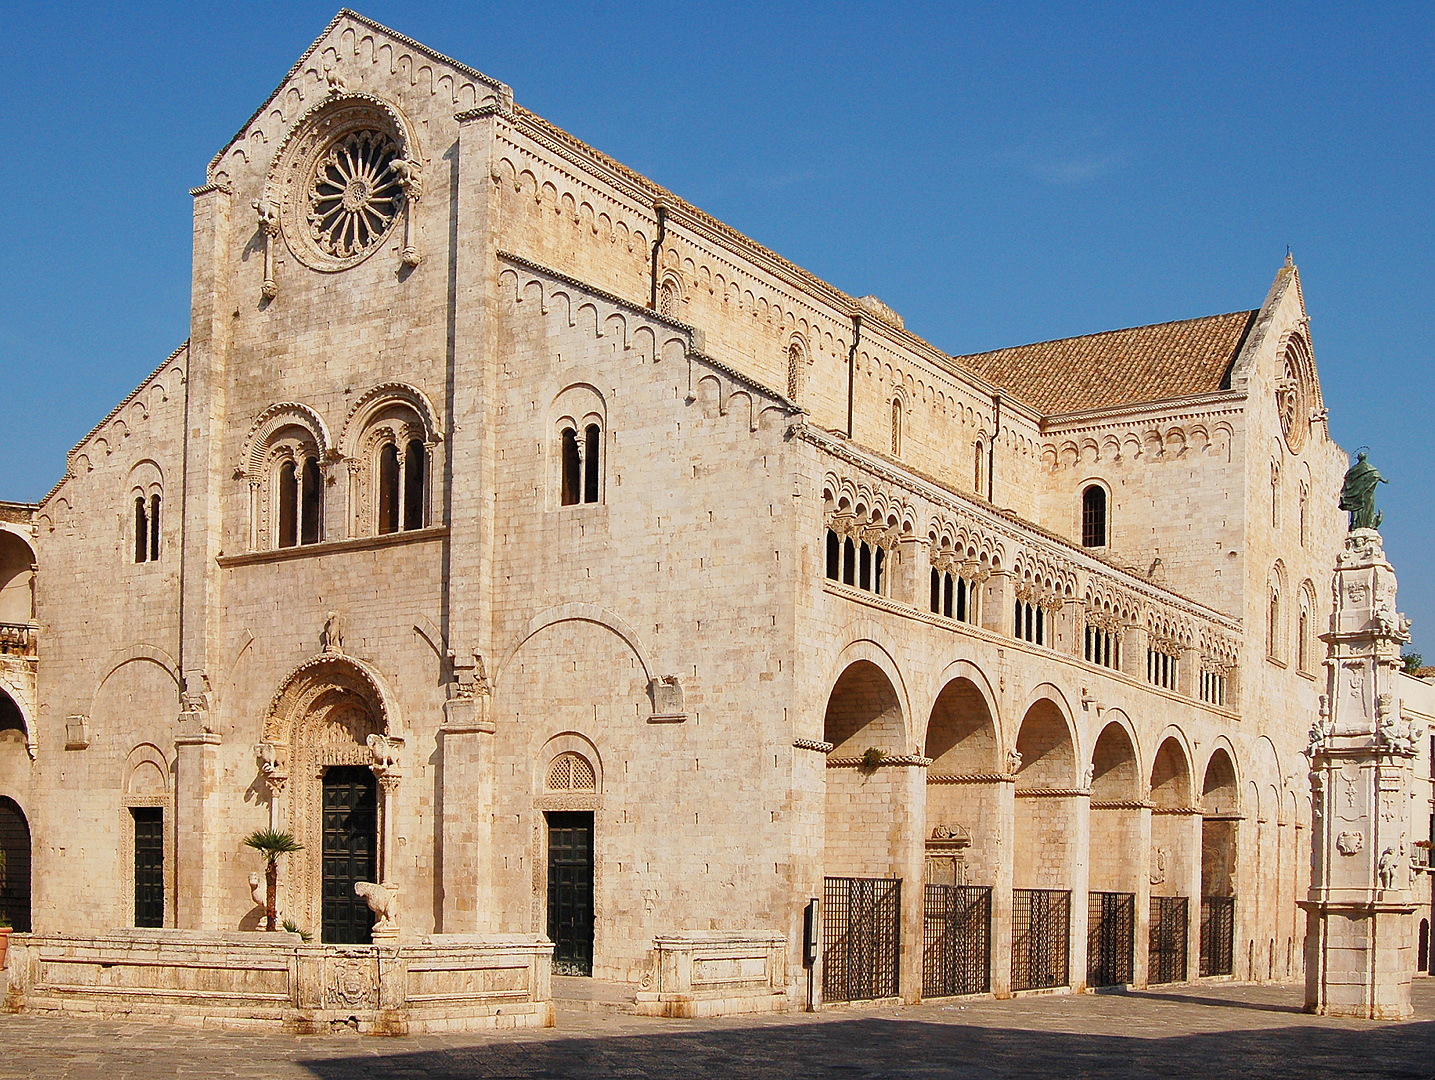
[0,11,1390,1015]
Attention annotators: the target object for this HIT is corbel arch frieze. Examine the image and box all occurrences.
[495,604,654,690]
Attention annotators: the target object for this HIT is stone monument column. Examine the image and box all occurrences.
[1302,525,1419,1019]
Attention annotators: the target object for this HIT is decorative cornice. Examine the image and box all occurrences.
[1015,787,1091,798]
[927,772,1015,785]
[1150,804,1204,815]
[827,754,933,768]
[1041,391,1247,432]
[1090,799,1154,810]
[189,182,232,197]
[793,738,834,754]
[217,525,448,567]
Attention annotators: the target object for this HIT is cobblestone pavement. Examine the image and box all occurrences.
[4,981,1435,1079]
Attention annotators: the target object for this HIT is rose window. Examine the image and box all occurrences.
[307,129,403,261]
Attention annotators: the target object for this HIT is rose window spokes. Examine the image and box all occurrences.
[307,129,403,260]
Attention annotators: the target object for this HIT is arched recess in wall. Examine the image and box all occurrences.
[260,651,402,942]
[88,646,182,760]
[923,661,1003,895]
[0,526,36,625]
[239,403,331,551]
[1013,685,1079,788]
[0,679,35,760]
[548,384,607,509]
[340,383,442,539]
[821,638,912,754]
[1089,716,1140,801]
[0,795,31,932]
[496,604,653,692]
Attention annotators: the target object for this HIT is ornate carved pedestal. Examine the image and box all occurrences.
[1302,529,1420,1019]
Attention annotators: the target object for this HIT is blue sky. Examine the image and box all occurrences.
[2,2,1430,651]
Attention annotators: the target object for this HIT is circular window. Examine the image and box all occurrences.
[1277,337,1312,454]
[273,97,416,272]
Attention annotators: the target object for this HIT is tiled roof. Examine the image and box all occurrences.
[1411,666,1435,680]
[951,310,1258,416]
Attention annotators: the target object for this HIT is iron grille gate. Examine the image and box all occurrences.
[1087,892,1134,988]
[823,877,901,1003]
[1149,896,1189,984]
[1012,889,1070,991]
[923,884,991,997]
[1200,896,1235,976]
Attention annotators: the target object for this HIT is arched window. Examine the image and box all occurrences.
[891,398,902,457]
[974,441,985,495]
[584,424,601,503]
[547,752,597,792]
[787,342,803,401]
[842,537,856,586]
[659,280,677,318]
[826,530,840,580]
[1268,589,1281,661]
[134,497,149,564]
[149,494,161,560]
[301,459,322,544]
[1082,485,1107,548]
[1298,606,1310,672]
[278,460,299,548]
[378,442,400,535]
[1299,486,1309,547]
[403,438,426,531]
[560,427,581,506]
[1271,463,1281,529]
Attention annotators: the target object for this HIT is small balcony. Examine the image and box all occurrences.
[0,622,37,658]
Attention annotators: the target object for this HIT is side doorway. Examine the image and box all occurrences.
[321,765,377,944]
[546,811,594,975]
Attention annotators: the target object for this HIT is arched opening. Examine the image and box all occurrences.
[1081,485,1107,548]
[300,457,322,544]
[1149,737,1196,984]
[891,398,902,457]
[1420,919,1429,975]
[261,656,395,944]
[403,438,426,531]
[821,660,906,1003]
[787,341,803,401]
[1012,699,1077,991]
[560,427,581,506]
[922,676,998,996]
[974,441,985,495]
[1087,722,1139,987]
[1199,749,1238,976]
[134,496,150,563]
[0,531,36,627]
[278,460,299,548]
[0,795,31,932]
[583,423,601,504]
[378,442,401,534]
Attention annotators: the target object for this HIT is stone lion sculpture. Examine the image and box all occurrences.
[354,880,401,930]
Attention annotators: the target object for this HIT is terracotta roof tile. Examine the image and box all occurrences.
[951,310,1258,416]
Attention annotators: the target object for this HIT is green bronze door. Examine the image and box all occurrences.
[322,766,377,944]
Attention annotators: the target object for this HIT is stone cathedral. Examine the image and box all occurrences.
[0,10,1430,1030]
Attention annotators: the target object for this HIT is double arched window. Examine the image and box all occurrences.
[552,385,607,509]
[376,437,427,534]
[277,453,323,547]
[560,423,602,506]
[128,462,165,564]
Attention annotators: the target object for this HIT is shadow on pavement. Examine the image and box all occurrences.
[297,1015,1435,1080]
[1103,987,1306,1015]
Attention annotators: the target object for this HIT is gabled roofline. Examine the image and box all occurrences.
[41,341,189,507]
[207,8,511,178]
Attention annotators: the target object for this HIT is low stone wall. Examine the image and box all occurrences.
[4,929,554,1034]
[633,931,787,1017]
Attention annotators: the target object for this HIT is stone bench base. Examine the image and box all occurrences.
[632,931,788,1018]
[3,930,554,1035]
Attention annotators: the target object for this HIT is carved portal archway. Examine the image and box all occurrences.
[257,653,402,937]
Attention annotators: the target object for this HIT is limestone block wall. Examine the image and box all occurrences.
[28,346,189,931]
[485,259,802,982]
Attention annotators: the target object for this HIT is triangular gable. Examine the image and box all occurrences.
[1227,256,1312,395]
[207,9,511,186]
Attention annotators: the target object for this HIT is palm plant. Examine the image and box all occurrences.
[242,828,303,932]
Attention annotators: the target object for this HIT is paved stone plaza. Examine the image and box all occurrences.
[4,981,1435,1079]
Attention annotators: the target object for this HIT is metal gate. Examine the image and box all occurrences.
[923,884,991,997]
[321,766,377,945]
[547,812,595,976]
[0,795,31,933]
[1200,896,1235,976]
[823,877,901,1003]
[1087,891,1134,988]
[1012,889,1070,991]
[1149,896,1188,984]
